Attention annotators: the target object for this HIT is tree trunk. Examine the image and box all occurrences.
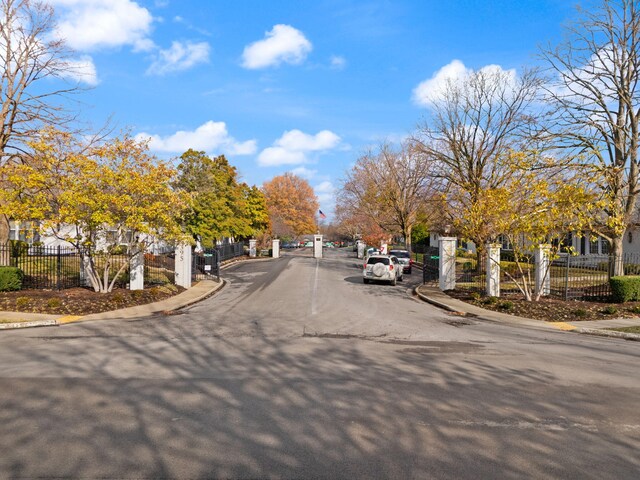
[609,235,625,278]
[405,224,412,254]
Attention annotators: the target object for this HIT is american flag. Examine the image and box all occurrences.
[319,209,326,219]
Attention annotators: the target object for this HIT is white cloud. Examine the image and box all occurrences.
[412,60,516,106]
[146,41,210,75]
[51,0,155,52]
[314,181,336,214]
[330,55,347,70]
[242,24,312,69]
[277,129,340,151]
[60,55,99,85]
[290,166,318,179]
[136,121,257,156]
[257,129,341,167]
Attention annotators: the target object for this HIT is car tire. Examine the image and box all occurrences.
[363,278,369,284]
[407,268,412,274]
[390,277,396,286]
[398,275,403,282]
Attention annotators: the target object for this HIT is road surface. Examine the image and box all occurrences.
[0,248,638,479]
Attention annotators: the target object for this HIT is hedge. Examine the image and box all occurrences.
[0,266,23,292]
[610,275,640,303]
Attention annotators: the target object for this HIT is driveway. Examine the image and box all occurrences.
[0,249,639,479]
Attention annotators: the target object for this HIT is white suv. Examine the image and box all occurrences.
[363,254,403,285]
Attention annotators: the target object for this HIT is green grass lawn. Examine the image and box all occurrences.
[607,326,640,334]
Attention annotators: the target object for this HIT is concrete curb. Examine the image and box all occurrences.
[0,254,274,331]
[414,285,640,340]
[573,327,640,341]
[0,319,59,330]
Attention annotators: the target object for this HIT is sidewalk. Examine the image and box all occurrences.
[0,279,223,330]
[415,284,640,341]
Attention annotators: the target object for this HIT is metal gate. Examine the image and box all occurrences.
[192,248,220,281]
[422,247,439,284]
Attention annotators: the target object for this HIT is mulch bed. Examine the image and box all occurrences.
[445,289,640,323]
[0,284,185,315]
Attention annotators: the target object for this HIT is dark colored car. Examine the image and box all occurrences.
[389,249,413,274]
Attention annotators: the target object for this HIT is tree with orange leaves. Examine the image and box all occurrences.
[262,173,319,237]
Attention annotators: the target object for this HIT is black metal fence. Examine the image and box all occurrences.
[144,248,176,286]
[192,242,247,282]
[0,244,131,290]
[425,247,640,301]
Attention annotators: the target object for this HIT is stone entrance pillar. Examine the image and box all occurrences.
[175,243,192,289]
[272,239,280,258]
[439,237,457,291]
[129,250,144,291]
[535,244,551,297]
[486,243,501,297]
[314,235,323,258]
[249,239,257,258]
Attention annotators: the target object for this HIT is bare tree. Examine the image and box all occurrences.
[540,0,640,275]
[0,0,82,247]
[414,65,543,254]
[338,141,440,253]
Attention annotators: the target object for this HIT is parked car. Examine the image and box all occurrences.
[389,249,413,274]
[363,254,403,285]
[304,241,313,247]
[365,247,380,258]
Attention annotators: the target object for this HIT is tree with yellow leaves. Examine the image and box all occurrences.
[0,128,188,292]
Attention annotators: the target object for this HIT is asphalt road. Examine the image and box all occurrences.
[0,248,639,479]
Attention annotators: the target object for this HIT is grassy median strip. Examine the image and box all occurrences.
[606,326,640,334]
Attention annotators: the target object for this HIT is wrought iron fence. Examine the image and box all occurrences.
[455,253,485,293]
[192,242,247,282]
[0,244,131,290]
[425,247,640,301]
[144,248,176,286]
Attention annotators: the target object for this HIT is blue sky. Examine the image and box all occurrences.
[49,0,577,217]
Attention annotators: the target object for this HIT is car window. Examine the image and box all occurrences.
[390,251,410,258]
[367,257,389,265]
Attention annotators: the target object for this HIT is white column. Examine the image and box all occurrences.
[174,244,192,289]
[357,240,365,259]
[129,250,144,291]
[314,235,323,259]
[439,237,457,291]
[249,239,257,258]
[380,242,388,254]
[272,239,280,258]
[486,243,501,297]
[535,244,551,297]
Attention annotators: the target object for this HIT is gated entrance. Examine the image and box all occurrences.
[422,246,439,284]
[192,248,220,281]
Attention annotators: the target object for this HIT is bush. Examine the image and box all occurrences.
[497,300,514,311]
[610,275,640,303]
[482,296,498,305]
[628,305,640,315]
[46,298,62,309]
[602,305,618,315]
[0,266,23,291]
[572,308,588,318]
[15,296,30,308]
